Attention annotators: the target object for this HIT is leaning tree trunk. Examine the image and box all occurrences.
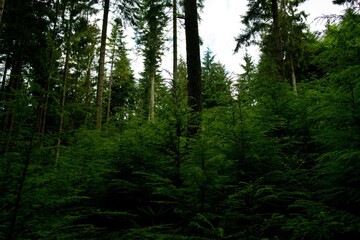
[184,0,202,137]
[96,0,110,129]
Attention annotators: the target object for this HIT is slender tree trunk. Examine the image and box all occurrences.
[55,5,72,165]
[271,0,285,81]
[0,0,5,24]
[172,0,183,188]
[96,0,110,129]
[172,0,178,88]
[184,0,202,137]
[290,54,297,94]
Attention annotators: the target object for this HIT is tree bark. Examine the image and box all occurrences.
[96,0,110,129]
[184,0,202,137]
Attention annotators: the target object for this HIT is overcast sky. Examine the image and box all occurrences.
[126,0,346,80]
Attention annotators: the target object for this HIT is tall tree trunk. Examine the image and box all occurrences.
[184,0,202,137]
[271,0,285,81]
[184,0,204,213]
[0,0,5,24]
[172,0,182,188]
[55,4,72,165]
[95,0,110,129]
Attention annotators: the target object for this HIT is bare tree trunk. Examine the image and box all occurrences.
[184,0,202,137]
[271,0,285,81]
[95,0,110,129]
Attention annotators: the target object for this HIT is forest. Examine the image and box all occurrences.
[0,0,359,239]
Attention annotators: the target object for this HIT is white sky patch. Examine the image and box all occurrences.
[199,0,247,78]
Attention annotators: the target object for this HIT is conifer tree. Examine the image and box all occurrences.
[107,19,135,122]
[235,0,307,84]
[96,0,139,129]
[136,0,169,120]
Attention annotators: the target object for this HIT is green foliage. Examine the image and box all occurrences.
[284,199,360,239]
[1,1,360,239]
